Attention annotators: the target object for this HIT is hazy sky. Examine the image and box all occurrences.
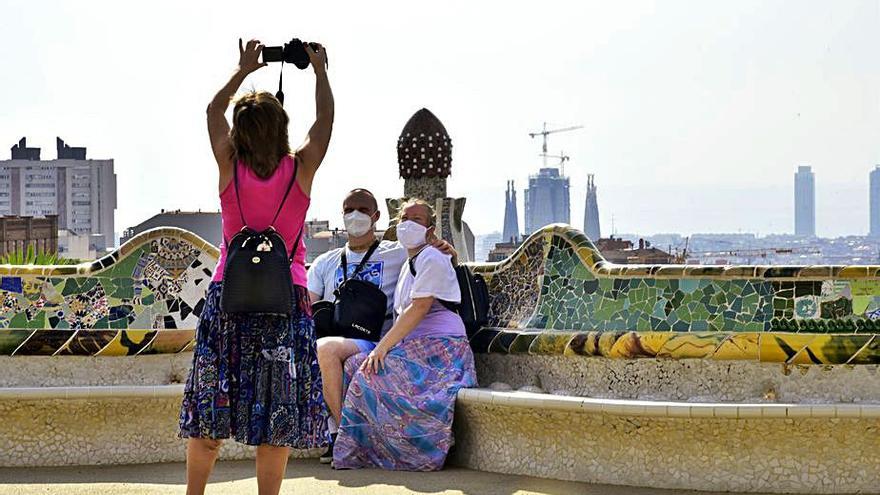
[1,0,878,238]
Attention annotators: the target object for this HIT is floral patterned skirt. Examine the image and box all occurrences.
[333,336,477,470]
[178,282,329,448]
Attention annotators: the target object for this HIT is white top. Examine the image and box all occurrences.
[394,245,466,339]
[307,240,407,332]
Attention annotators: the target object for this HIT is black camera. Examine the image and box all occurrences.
[263,38,321,69]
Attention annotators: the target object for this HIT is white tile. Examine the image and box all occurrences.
[861,405,880,418]
[713,406,739,418]
[689,405,715,418]
[835,404,861,418]
[761,405,788,418]
[738,406,764,418]
[785,406,813,418]
[810,405,838,418]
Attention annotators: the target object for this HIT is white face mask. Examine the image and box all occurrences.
[396,220,429,249]
[343,211,374,238]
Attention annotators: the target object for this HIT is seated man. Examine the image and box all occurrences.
[307,189,454,464]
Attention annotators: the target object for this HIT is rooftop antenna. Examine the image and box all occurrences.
[529,122,583,170]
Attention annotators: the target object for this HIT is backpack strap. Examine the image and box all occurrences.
[408,248,460,312]
[232,161,248,228]
[407,246,429,277]
[288,225,304,263]
[270,156,300,228]
[230,156,300,247]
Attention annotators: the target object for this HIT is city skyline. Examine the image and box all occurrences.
[1,1,878,238]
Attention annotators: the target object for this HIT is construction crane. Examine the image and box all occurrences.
[542,152,570,175]
[529,122,583,170]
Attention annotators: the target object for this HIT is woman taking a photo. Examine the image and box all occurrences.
[333,199,478,471]
[178,38,333,495]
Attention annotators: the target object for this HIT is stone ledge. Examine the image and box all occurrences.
[457,388,880,419]
[0,384,184,400]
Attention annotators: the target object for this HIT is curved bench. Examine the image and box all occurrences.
[452,388,880,494]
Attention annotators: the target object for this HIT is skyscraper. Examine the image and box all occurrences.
[870,166,880,237]
[502,180,520,243]
[794,165,815,237]
[1,137,117,251]
[524,167,570,235]
[583,174,600,240]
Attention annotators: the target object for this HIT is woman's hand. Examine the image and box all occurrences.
[360,344,388,376]
[238,38,267,74]
[305,43,328,72]
[430,238,457,258]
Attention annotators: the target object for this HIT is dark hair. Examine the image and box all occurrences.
[229,91,291,179]
[346,189,379,212]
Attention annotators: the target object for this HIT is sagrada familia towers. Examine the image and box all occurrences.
[583,174,600,241]
[502,180,520,243]
[384,108,476,261]
[503,173,601,242]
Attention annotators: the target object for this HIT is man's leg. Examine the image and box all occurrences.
[316,337,364,464]
[317,337,363,424]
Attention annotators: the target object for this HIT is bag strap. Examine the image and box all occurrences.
[342,240,380,282]
[231,156,299,232]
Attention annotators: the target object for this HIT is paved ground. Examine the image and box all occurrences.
[0,460,778,495]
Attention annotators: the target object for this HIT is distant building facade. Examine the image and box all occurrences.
[1,137,116,251]
[524,167,570,235]
[794,165,815,237]
[583,174,600,240]
[870,166,880,237]
[120,210,221,247]
[487,240,520,262]
[596,236,676,264]
[0,215,58,256]
[58,229,96,260]
[476,232,502,263]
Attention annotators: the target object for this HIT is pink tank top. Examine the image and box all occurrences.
[213,155,310,287]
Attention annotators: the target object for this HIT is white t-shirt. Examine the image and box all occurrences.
[307,240,407,332]
[394,246,466,339]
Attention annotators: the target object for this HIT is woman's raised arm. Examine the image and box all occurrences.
[208,38,267,192]
[294,44,334,195]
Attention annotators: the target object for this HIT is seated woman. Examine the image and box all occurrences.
[332,199,477,471]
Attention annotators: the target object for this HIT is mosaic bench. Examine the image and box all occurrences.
[453,224,880,494]
[1,225,879,493]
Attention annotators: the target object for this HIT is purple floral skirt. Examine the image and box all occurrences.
[333,336,477,470]
[178,282,329,448]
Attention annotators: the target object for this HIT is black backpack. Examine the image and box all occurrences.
[408,251,489,337]
[313,241,387,342]
[220,159,303,315]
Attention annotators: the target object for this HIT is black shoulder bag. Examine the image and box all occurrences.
[332,241,387,342]
[408,251,489,337]
[220,159,304,315]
